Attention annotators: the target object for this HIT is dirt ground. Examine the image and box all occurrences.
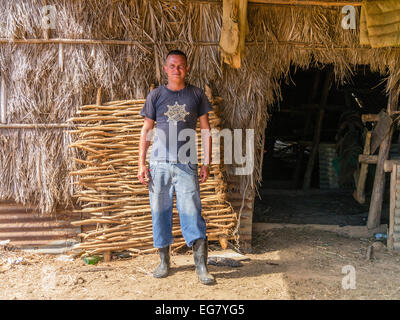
[253,189,389,226]
[1,227,400,300]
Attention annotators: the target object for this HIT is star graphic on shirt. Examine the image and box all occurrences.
[164,101,189,124]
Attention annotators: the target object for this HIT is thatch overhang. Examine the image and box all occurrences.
[0,0,399,216]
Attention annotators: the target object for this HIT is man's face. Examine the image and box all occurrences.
[163,54,189,83]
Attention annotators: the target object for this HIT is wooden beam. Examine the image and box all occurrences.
[0,38,374,50]
[303,66,333,190]
[370,110,392,155]
[387,164,396,250]
[293,70,321,188]
[368,90,399,229]
[360,155,400,172]
[0,123,71,129]
[0,38,153,46]
[361,114,379,123]
[149,3,161,85]
[185,0,363,7]
[354,130,371,204]
[0,76,6,124]
[384,160,400,173]
[358,154,377,165]
[248,0,362,6]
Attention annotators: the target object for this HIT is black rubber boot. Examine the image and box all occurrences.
[153,246,170,278]
[193,238,215,285]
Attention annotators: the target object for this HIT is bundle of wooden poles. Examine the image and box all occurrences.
[67,92,237,258]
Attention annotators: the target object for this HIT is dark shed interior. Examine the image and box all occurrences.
[254,64,397,226]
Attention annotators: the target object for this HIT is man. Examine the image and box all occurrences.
[138,50,215,285]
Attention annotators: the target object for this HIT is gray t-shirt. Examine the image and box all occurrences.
[140,84,213,163]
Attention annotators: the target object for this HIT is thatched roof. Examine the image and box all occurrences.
[0,0,399,214]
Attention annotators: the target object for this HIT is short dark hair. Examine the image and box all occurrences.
[165,50,187,64]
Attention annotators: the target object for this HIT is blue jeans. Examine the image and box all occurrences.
[148,161,207,248]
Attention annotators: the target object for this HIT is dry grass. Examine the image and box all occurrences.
[0,0,398,214]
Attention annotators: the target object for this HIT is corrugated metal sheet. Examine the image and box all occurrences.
[0,201,80,253]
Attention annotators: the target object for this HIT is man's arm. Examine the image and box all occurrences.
[138,117,155,185]
[199,113,212,183]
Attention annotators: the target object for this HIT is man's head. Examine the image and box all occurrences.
[163,50,189,84]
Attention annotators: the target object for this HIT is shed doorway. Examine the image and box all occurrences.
[254,64,397,227]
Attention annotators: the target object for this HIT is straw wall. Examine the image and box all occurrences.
[0,0,399,216]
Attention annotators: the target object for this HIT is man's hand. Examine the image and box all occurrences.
[137,164,150,185]
[199,114,211,184]
[138,118,154,186]
[199,165,210,183]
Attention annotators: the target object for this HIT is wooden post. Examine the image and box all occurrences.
[96,88,102,106]
[218,236,228,250]
[0,76,7,124]
[367,90,399,229]
[388,163,396,250]
[384,160,400,250]
[149,3,161,85]
[303,67,333,190]
[58,43,64,71]
[353,130,372,204]
[42,0,51,40]
[293,70,321,187]
[95,88,111,260]
[103,251,111,262]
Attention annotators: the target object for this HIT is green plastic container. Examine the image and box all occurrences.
[83,255,104,265]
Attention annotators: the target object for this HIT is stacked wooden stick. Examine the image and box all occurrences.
[67,95,237,257]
